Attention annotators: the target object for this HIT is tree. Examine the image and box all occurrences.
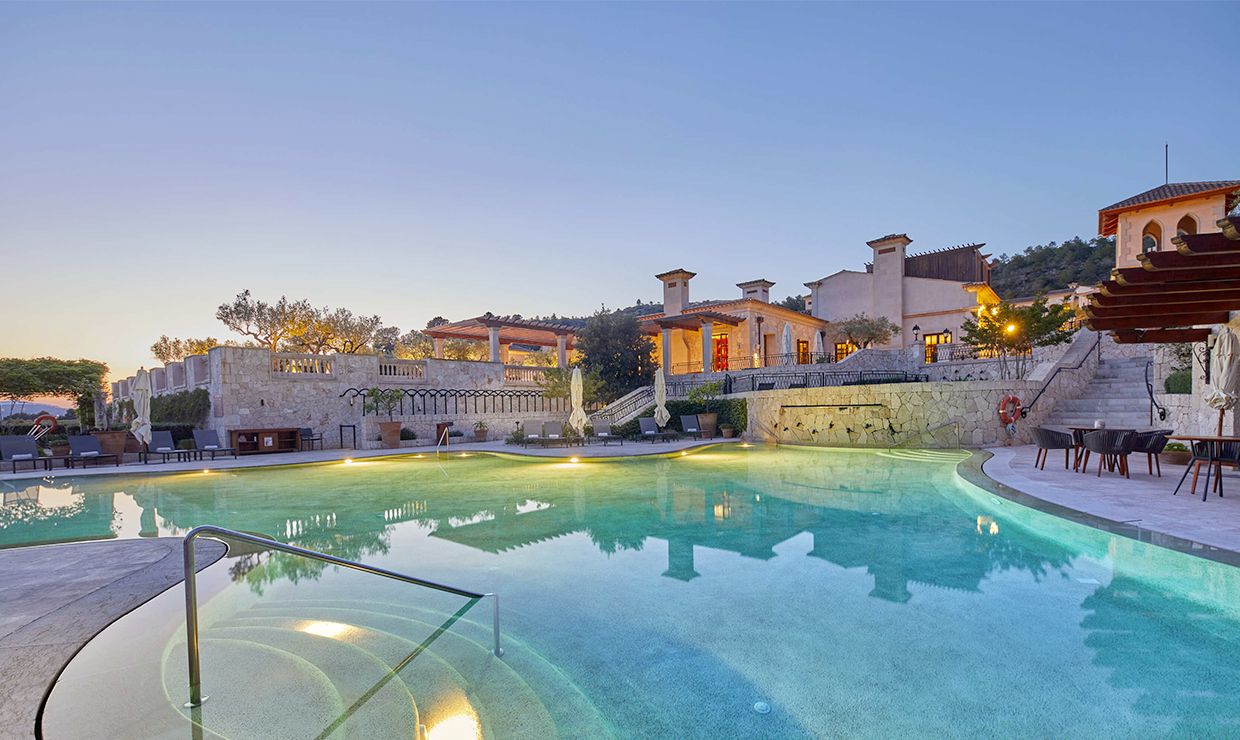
[0,358,108,428]
[960,298,1075,379]
[391,329,434,359]
[537,366,605,403]
[318,308,384,354]
[575,310,657,401]
[150,335,220,364]
[776,295,808,314]
[216,290,316,352]
[835,314,900,348]
[989,236,1115,299]
[425,316,450,329]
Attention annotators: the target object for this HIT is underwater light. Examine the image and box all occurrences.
[569,457,579,463]
[300,621,351,639]
[344,459,353,465]
[427,714,480,740]
[753,701,771,715]
[680,451,687,456]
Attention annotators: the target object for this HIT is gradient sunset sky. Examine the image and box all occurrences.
[2,1,1236,382]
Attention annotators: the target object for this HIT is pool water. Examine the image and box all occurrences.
[9,446,1240,738]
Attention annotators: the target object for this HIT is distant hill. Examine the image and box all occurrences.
[2,401,70,417]
[989,236,1115,300]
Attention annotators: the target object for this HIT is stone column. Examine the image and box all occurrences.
[499,343,510,364]
[556,334,568,368]
[700,321,713,372]
[433,336,445,359]
[488,327,501,363]
[662,328,673,374]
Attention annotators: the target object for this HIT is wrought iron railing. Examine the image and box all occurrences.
[672,353,834,374]
[724,370,929,394]
[1146,359,1168,423]
[1021,331,1101,418]
[589,386,654,424]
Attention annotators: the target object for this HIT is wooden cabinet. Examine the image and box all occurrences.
[230,428,300,455]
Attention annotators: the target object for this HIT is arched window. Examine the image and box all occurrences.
[1142,221,1161,254]
[1176,214,1197,237]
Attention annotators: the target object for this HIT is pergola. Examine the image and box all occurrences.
[424,315,577,366]
[640,310,744,372]
[1085,216,1240,344]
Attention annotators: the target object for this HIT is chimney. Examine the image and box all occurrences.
[866,233,911,345]
[737,279,774,303]
[804,293,814,313]
[656,268,696,316]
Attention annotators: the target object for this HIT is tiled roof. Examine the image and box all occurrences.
[1099,181,1240,213]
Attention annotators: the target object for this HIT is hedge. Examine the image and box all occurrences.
[1163,369,1191,395]
[610,399,747,437]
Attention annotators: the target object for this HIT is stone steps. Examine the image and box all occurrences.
[1043,357,1154,428]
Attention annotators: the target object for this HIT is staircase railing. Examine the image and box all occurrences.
[1145,359,1168,423]
[590,385,655,425]
[1020,331,1101,419]
[181,525,501,708]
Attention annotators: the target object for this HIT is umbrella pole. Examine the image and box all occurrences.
[1220,408,1227,437]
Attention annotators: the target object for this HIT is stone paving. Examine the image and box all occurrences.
[983,445,1240,554]
[0,538,225,740]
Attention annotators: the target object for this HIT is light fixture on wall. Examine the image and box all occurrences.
[912,324,921,342]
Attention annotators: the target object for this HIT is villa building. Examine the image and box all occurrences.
[804,234,998,360]
[1100,180,1240,269]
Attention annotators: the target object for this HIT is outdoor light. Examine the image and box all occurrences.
[344,458,353,465]
[912,324,920,341]
[1005,323,1017,334]
[570,457,579,463]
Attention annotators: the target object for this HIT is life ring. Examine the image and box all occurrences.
[997,395,1022,425]
[28,414,58,438]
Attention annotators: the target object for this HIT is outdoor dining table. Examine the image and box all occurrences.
[1065,425,1138,473]
[1168,434,1240,501]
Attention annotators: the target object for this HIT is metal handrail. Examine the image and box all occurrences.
[1145,359,1168,423]
[1021,331,1101,418]
[182,524,502,708]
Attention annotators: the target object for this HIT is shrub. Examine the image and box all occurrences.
[611,399,748,437]
[1164,369,1191,395]
[150,389,211,425]
[399,427,417,441]
[1163,442,1188,453]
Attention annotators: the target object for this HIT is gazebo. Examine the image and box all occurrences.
[424,314,577,366]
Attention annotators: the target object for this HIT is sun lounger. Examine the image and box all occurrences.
[540,421,566,447]
[67,435,120,468]
[590,422,623,446]
[638,417,676,443]
[192,429,238,460]
[522,420,543,448]
[0,435,56,473]
[680,415,703,440]
[140,430,189,464]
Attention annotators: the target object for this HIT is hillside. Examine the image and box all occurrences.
[989,236,1115,300]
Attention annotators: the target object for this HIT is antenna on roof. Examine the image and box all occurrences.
[1164,142,1169,184]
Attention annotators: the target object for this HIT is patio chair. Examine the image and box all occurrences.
[680,415,703,440]
[0,435,51,473]
[542,421,566,447]
[299,427,324,451]
[1131,429,1173,477]
[1173,440,1228,498]
[590,422,623,446]
[67,435,120,468]
[522,420,543,448]
[192,429,238,460]
[141,430,189,464]
[638,417,676,443]
[1032,426,1074,470]
[1079,429,1136,478]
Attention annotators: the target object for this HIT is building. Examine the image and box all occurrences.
[1099,180,1240,269]
[804,234,998,360]
[641,270,829,374]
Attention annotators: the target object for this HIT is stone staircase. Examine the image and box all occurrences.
[1043,356,1155,429]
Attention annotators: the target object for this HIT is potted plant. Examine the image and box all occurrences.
[473,421,488,442]
[365,388,405,449]
[688,381,723,438]
[42,433,70,457]
[720,423,736,439]
[1160,441,1191,466]
[92,427,130,458]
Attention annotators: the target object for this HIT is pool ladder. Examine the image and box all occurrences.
[181,525,502,708]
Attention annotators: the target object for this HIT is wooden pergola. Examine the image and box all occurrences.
[1085,216,1240,344]
[424,315,576,365]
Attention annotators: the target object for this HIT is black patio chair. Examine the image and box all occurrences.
[1032,426,1074,470]
[192,429,238,460]
[141,430,190,464]
[1079,429,1137,478]
[638,417,676,443]
[1131,429,1173,477]
[67,435,120,468]
[299,427,324,451]
[590,422,623,446]
[0,435,53,473]
[680,415,703,440]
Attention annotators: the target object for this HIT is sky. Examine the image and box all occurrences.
[2,1,1238,382]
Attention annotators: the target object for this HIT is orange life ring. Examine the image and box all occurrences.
[998,395,1022,425]
[32,414,58,432]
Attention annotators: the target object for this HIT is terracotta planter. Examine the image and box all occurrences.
[697,412,718,439]
[378,421,402,449]
[474,429,488,442]
[720,427,735,439]
[93,430,129,458]
[50,444,69,457]
[1159,450,1192,466]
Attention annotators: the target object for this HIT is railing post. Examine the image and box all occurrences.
[490,594,504,657]
[183,534,206,707]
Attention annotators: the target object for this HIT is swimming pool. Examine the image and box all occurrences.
[10,446,1240,738]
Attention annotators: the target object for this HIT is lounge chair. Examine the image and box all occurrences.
[590,422,623,446]
[1131,429,1172,477]
[541,421,566,447]
[1032,426,1074,470]
[680,415,703,440]
[67,435,120,468]
[0,435,53,473]
[141,430,189,464]
[299,427,324,451]
[1079,429,1136,478]
[522,420,543,448]
[192,429,238,461]
[638,417,676,443]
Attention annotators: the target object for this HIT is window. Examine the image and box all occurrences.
[923,331,952,363]
[835,342,858,362]
[1176,215,1197,237]
[711,332,729,372]
[796,339,810,364]
[1141,221,1161,253]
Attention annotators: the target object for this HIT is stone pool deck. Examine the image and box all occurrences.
[0,437,740,483]
[983,445,1240,556]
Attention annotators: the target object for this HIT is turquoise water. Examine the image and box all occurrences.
[9,446,1240,738]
